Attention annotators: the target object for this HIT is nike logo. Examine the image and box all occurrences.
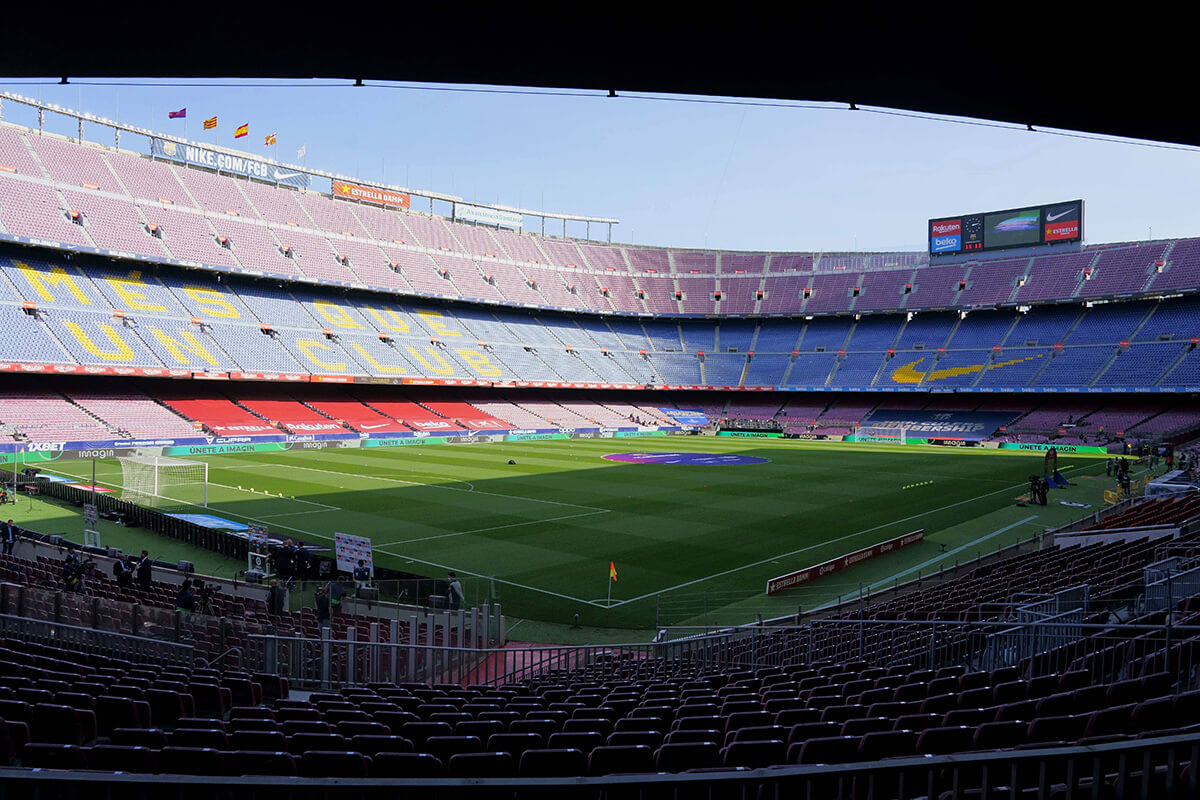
[891,354,1042,385]
[361,423,390,430]
[1046,210,1072,221]
[273,170,302,180]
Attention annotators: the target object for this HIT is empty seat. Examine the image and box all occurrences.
[297,750,370,777]
[370,752,444,778]
[655,741,720,772]
[722,739,786,768]
[170,728,228,749]
[589,744,655,776]
[448,751,514,777]
[22,743,88,770]
[520,747,587,777]
[87,744,158,774]
[224,750,296,777]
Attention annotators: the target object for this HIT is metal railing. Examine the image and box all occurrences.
[0,732,1197,798]
[247,631,749,690]
[0,612,193,666]
[1145,563,1200,613]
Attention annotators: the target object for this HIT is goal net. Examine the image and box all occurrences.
[118,456,209,508]
[853,425,910,445]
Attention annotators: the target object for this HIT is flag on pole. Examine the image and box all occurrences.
[234,123,249,139]
[609,562,617,582]
[203,116,218,130]
[296,145,306,159]
[264,133,277,146]
[168,108,187,119]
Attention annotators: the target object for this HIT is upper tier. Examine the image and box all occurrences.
[2,249,1199,391]
[0,124,1195,317]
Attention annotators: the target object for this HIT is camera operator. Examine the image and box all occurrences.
[175,579,197,614]
[62,551,93,593]
[191,578,219,615]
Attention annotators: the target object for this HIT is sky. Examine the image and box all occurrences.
[2,78,1198,253]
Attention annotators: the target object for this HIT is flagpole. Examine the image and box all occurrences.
[607,574,612,606]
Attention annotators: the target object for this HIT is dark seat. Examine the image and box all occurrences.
[156,746,224,776]
[95,696,150,736]
[722,739,786,768]
[287,732,347,755]
[423,735,482,763]
[655,741,720,772]
[370,751,444,777]
[350,735,414,756]
[170,727,228,749]
[448,751,514,777]
[230,730,287,752]
[589,744,655,776]
[519,747,587,777]
[398,721,453,748]
[21,743,89,770]
[546,730,603,754]
[224,750,296,776]
[87,744,158,773]
[31,703,90,746]
[297,750,370,777]
[792,735,861,765]
[486,732,543,762]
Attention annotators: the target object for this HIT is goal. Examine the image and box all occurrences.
[853,425,910,445]
[117,456,209,508]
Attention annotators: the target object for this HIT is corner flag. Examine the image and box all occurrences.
[610,562,617,582]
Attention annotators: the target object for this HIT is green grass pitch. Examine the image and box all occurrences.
[29,438,1116,634]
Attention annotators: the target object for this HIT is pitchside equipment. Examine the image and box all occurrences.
[117,456,209,508]
[854,426,910,445]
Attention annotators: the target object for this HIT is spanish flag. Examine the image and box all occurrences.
[234,123,248,139]
[609,561,617,582]
[264,133,277,146]
[203,116,217,130]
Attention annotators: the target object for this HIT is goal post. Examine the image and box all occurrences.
[853,425,910,445]
[117,456,209,509]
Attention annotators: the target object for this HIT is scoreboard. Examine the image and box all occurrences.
[929,200,1083,256]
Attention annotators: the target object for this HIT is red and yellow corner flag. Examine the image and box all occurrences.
[264,133,277,146]
[234,123,249,139]
[609,561,617,582]
[203,116,217,130]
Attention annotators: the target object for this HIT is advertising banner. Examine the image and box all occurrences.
[999,442,1107,454]
[454,203,522,229]
[332,180,411,209]
[334,531,374,576]
[664,409,708,426]
[858,409,1019,441]
[150,138,311,188]
[766,530,925,595]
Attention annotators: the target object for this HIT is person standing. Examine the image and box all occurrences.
[353,560,372,594]
[274,540,296,587]
[316,585,331,633]
[136,551,153,592]
[266,579,286,616]
[447,572,464,611]
[1106,458,1113,477]
[113,556,133,590]
[1,519,16,556]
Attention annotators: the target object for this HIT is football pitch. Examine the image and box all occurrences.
[36,438,1113,631]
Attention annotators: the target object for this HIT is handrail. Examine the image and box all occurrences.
[0,731,1195,794]
[199,646,243,669]
[0,612,193,665]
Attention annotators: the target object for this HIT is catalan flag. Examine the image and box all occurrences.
[264,133,277,146]
[203,116,217,130]
[167,108,186,119]
[234,123,248,139]
[609,561,617,582]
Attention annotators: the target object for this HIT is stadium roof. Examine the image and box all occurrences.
[4,11,1195,148]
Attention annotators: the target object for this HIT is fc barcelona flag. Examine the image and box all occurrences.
[609,561,617,582]
[167,108,186,119]
[234,123,248,139]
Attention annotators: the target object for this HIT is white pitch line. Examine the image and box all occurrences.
[231,461,607,512]
[208,481,340,510]
[606,469,1093,608]
[389,509,612,545]
[257,509,340,519]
